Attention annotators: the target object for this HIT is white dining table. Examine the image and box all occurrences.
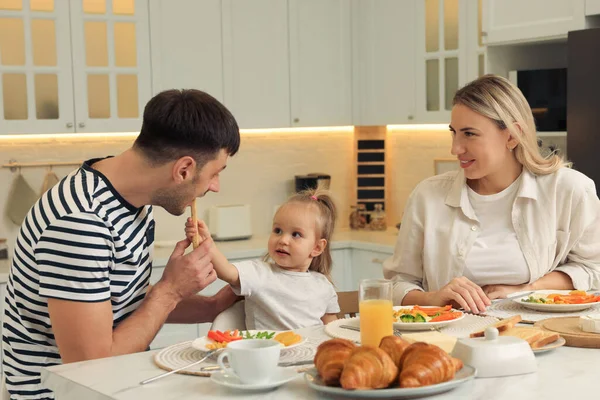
[41,324,597,400]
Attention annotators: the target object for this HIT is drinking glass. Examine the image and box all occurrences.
[359,279,393,347]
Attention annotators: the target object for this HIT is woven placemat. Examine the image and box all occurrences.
[153,339,319,377]
[485,301,600,322]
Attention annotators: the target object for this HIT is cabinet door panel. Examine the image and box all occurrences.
[0,1,75,133]
[149,0,224,100]
[482,0,585,44]
[350,249,392,291]
[222,0,290,129]
[289,0,352,127]
[70,0,151,133]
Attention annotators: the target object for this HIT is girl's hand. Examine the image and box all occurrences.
[428,277,491,313]
[185,218,212,243]
[482,283,531,301]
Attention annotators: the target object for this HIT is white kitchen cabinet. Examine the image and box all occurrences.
[0,0,74,134]
[221,0,290,129]
[586,0,600,15]
[481,0,585,45]
[348,249,393,291]
[0,0,152,135]
[289,0,352,127]
[331,248,351,291]
[148,0,224,100]
[415,0,469,123]
[351,0,416,125]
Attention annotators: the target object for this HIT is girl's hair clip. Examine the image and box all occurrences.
[310,195,318,200]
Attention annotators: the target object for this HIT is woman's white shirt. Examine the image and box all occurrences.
[383,167,600,305]
[463,173,530,286]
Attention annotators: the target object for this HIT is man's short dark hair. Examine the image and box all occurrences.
[133,89,240,168]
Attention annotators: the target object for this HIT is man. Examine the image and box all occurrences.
[2,89,240,399]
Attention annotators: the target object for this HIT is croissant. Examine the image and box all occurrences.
[398,342,461,388]
[314,338,356,386]
[379,335,411,368]
[340,346,399,390]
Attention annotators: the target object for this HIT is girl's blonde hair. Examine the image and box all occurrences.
[264,188,337,282]
[453,74,570,175]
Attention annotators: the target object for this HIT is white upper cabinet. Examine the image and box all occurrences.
[221,0,290,129]
[0,0,75,134]
[415,0,468,123]
[70,0,152,133]
[482,0,586,45]
[351,0,416,126]
[586,0,600,15]
[289,0,352,127]
[148,0,223,101]
[0,0,152,135]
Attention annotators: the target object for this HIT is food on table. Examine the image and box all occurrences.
[314,338,356,386]
[521,290,600,304]
[274,331,302,346]
[205,329,302,350]
[393,305,463,323]
[340,346,398,389]
[313,337,463,390]
[470,315,522,338]
[469,318,561,349]
[379,335,411,368]
[399,342,463,388]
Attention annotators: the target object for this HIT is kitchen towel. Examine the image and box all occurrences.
[40,169,60,195]
[5,173,38,225]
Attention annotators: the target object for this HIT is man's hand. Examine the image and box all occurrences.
[157,237,217,302]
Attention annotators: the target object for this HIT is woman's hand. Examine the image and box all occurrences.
[428,277,491,313]
[482,283,532,301]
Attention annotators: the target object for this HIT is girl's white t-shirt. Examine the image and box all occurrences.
[232,259,340,330]
[463,175,531,286]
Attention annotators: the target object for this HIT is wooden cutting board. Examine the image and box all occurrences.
[534,317,600,348]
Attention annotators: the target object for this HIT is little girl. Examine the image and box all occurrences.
[185,189,340,330]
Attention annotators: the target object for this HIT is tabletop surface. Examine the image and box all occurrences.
[41,325,597,400]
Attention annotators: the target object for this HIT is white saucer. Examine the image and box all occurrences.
[210,367,299,390]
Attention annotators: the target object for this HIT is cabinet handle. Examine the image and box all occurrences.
[78,122,86,128]
[293,118,300,123]
[481,31,488,37]
[407,115,414,120]
[372,258,385,264]
[66,122,73,128]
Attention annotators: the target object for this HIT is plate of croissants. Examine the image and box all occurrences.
[305,336,476,398]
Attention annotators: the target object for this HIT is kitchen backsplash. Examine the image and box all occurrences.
[0,130,354,248]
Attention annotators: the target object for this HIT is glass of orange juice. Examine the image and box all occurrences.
[359,279,393,347]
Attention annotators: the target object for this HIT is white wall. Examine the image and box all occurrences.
[0,130,354,249]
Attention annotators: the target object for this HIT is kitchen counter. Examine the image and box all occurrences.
[152,228,398,267]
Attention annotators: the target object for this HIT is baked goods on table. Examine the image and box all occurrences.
[314,336,463,390]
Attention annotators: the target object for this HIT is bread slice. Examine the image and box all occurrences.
[530,331,561,349]
[500,327,544,345]
[469,315,522,338]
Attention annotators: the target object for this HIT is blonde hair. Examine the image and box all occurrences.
[264,188,337,282]
[453,74,570,175]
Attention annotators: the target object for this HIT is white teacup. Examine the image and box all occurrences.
[216,339,281,384]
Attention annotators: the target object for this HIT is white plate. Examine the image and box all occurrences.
[304,365,476,398]
[532,336,566,354]
[192,330,306,352]
[393,306,465,331]
[211,367,299,391]
[514,290,600,313]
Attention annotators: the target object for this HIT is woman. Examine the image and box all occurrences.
[383,75,600,313]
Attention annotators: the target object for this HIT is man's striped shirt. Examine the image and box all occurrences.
[2,159,155,399]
